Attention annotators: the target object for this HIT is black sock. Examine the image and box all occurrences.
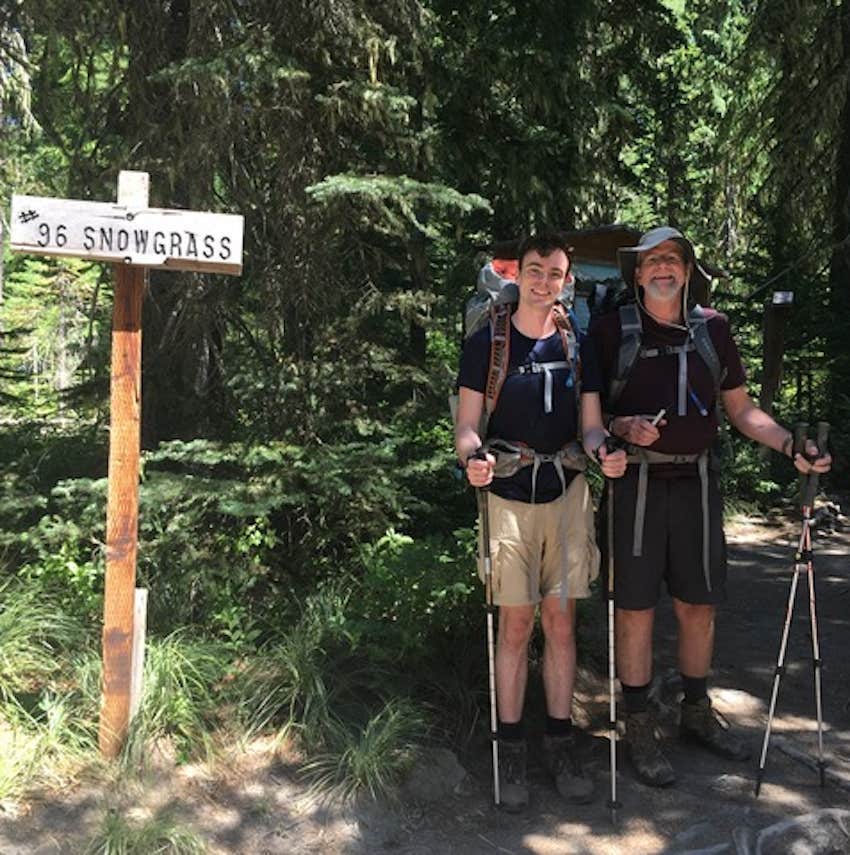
[682,674,708,705]
[622,681,651,715]
[545,715,572,737]
[498,719,525,741]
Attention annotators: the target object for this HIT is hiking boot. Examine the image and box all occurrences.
[543,732,595,804]
[623,710,677,787]
[497,740,528,812]
[680,697,752,761]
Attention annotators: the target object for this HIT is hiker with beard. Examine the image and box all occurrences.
[580,226,832,787]
[455,231,626,811]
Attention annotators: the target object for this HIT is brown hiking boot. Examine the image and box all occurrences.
[543,732,595,804]
[680,697,752,761]
[623,710,676,787]
[497,740,529,812]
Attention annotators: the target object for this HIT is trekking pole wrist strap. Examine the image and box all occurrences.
[781,433,794,459]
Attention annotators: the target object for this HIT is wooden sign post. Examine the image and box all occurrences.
[10,171,243,757]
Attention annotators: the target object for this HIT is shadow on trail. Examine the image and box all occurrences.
[1,525,847,854]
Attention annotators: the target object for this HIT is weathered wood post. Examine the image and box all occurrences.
[99,172,147,756]
[9,172,243,756]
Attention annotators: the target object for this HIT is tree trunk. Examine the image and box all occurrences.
[826,0,850,470]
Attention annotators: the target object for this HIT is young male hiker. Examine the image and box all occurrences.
[455,231,626,811]
[580,225,832,787]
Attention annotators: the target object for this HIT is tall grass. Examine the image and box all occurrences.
[300,697,423,803]
[0,579,83,703]
[0,692,95,801]
[0,580,95,800]
[83,810,206,855]
[119,633,234,767]
[242,584,354,744]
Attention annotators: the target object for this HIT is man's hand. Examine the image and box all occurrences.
[598,443,627,478]
[793,439,832,475]
[610,414,667,447]
[466,452,496,488]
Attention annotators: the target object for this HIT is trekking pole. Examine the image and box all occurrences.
[473,448,500,807]
[806,421,829,788]
[604,436,623,824]
[754,421,830,796]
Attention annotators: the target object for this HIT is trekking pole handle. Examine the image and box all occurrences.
[815,422,830,457]
[470,446,491,493]
[793,422,809,458]
[802,422,830,509]
[604,436,625,455]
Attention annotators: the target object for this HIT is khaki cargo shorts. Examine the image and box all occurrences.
[478,473,600,606]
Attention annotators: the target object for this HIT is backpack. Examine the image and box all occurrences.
[608,302,725,416]
[450,260,580,432]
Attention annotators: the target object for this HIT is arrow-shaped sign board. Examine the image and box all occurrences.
[11,194,243,275]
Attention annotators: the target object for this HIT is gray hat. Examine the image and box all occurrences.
[617,226,711,298]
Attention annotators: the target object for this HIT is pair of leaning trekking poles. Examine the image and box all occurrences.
[474,420,831,815]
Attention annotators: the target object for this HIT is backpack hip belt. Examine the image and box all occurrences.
[486,438,587,505]
[624,448,713,594]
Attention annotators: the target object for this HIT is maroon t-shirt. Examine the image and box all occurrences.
[581,305,746,456]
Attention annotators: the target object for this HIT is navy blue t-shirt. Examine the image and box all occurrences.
[457,321,580,503]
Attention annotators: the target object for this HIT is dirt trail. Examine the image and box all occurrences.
[2,515,849,854]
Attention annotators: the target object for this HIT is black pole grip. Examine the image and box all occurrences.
[793,423,808,457]
[471,447,491,493]
[815,422,830,457]
[604,436,625,454]
[801,422,830,509]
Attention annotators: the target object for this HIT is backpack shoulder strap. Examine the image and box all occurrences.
[609,303,642,409]
[552,301,580,395]
[687,305,725,391]
[484,301,512,417]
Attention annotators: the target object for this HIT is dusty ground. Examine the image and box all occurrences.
[1,510,849,854]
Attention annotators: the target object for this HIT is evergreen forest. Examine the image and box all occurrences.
[0,0,848,820]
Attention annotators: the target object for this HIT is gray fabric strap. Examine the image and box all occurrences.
[678,348,688,416]
[625,449,701,465]
[610,304,643,409]
[531,455,540,505]
[624,448,704,559]
[515,360,570,414]
[698,451,711,592]
[633,458,649,557]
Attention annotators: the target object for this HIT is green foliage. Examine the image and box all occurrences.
[122,634,236,766]
[307,173,491,238]
[83,811,206,855]
[1,0,849,818]
[242,582,362,746]
[0,691,95,801]
[301,697,423,803]
[352,528,478,660]
[718,429,799,512]
[0,579,83,703]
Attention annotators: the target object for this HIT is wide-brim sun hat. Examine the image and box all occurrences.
[617,225,712,296]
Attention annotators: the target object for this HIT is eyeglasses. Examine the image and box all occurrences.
[640,252,685,268]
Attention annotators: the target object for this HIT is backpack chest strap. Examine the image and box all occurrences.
[637,342,696,415]
[512,360,571,413]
